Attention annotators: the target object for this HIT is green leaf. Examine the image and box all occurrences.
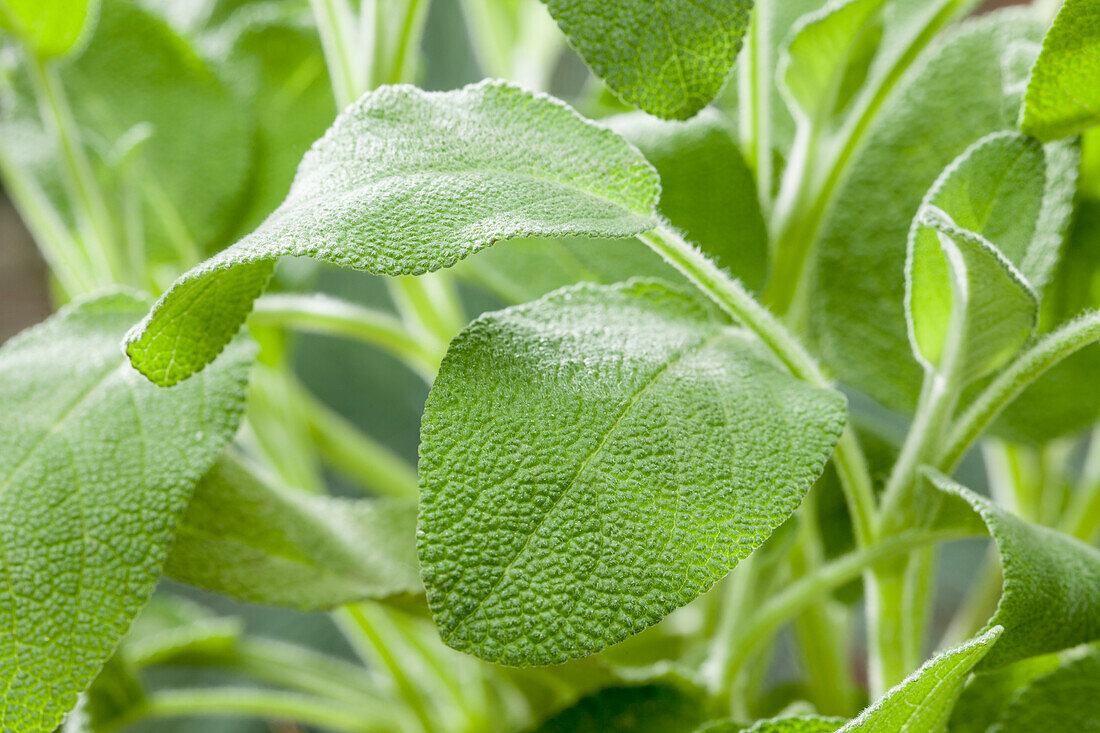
[808,11,1074,411]
[927,472,1100,669]
[779,0,886,124]
[842,626,1002,731]
[540,0,752,120]
[122,594,242,668]
[0,292,251,733]
[535,684,706,733]
[988,648,1100,732]
[696,717,843,733]
[905,134,1042,383]
[1022,0,1100,141]
[418,281,846,665]
[949,654,1062,733]
[0,0,99,57]
[125,79,660,386]
[164,454,421,611]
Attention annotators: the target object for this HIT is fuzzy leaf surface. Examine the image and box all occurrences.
[988,649,1100,731]
[125,80,659,386]
[0,292,251,732]
[418,281,846,665]
[540,0,751,119]
[1022,0,1100,141]
[928,473,1100,669]
[165,455,421,611]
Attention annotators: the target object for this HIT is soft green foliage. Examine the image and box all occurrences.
[540,0,752,119]
[1022,0,1100,141]
[987,648,1100,732]
[905,133,1044,382]
[536,684,706,732]
[418,281,846,665]
[165,454,421,610]
[0,0,98,57]
[842,627,1002,731]
[779,0,885,123]
[124,79,660,386]
[0,292,251,733]
[928,473,1100,669]
[739,717,843,732]
[948,655,1062,733]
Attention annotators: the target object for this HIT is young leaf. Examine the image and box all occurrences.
[539,0,752,120]
[164,454,421,611]
[987,648,1100,732]
[125,79,660,386]
[535,684,706,733]
[841,626,1002,731]
[0,292,251,733]
[807,12,1068,411]
[927,472,1100,669]
[1022,0,1100,141]
[0,0,99,57]
[779,0,886,124]
[418,281,846,665]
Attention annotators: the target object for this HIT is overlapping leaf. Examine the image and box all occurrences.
[988,648,1100,732]
[418,281,846,665]
[0,292,251,733]
[165,455,421,610]
[0,0,99,57]
[1022,0,1100,141]
[539,0,752,120]
[125,79,660,386]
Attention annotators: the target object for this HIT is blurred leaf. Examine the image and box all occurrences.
[948,654,1061,733]
[0,0,99,57]
[536,684,706,733]
[987,648,1100,731]
[165,454,421,611]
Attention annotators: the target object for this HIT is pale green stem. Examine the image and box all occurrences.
[310,0,363,108]
[718,529,971,698]
[1061,430,1100,542]
[637,224,878,546]
[705,555,760,706]
[939,548,1002,648]
[938,311,1100,472]
[739,2,772,217]
[389,274,464,349]
[100,689,391,733]
[250,293,444,382]
[25,51,121,285]
[383,0,431,86]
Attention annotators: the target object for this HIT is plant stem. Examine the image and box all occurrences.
[101,689,392,733]
[938,310,1100,472]
[1062,430,1100,542]
[739,1,772,217]
[250,293,445,382]
[310,0,363,108]
[25,50,121,286]
[637,224,878,544]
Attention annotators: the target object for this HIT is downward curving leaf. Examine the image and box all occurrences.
[164,455,421,611]
[841,626,1002,731]
[540,0,752,120]
[125,79,660,386]
[1022,0,1100,141]
[0,292,251,733]
[927,472,1100,670]
[988,648,1100,732]
[418,281,847,665]
[0,0,99,57]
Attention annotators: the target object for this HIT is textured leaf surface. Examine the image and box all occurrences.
[0,0,98,57]
[1023,0,1100,141]
[948,655,1062,733]
[841,627,1002,731]
[418,281,846,665]
[928,473,1100,669]
[988,649,1100,732]
[807,12,1074,411]
[125,79,659,386]
[165,455,421,610]
[0,292,251,733]
[535,684,706,733]
[906,133,1042,381]
[540,0,752,119]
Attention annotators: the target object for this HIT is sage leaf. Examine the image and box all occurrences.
[841,626,1002,731]
[0,0,98,57]
[927,471,1100,669]
[0,292,251,733]
[698,717,843,733]
[780,0,886,124]
[125,79,660,386]
[949,654,1062,733]
[1022,0,1100,141]
[539,0,751,120]
[122,594,242,668]
[808,12,1073,411]
[164,454,421,611]
[536,684,706,733]
[418,281,846,665]
[988,648,1100,732]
